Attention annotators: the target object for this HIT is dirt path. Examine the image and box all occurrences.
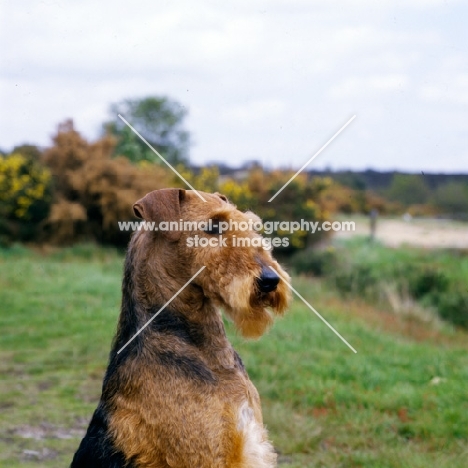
[335,217,468,249]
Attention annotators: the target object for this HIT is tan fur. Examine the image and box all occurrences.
[105,189,291,467]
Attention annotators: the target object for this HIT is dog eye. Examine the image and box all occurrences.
[204,219,222,235]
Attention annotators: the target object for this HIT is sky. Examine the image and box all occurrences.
[1,0,467,173]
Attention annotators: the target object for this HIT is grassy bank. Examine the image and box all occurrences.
[291,237,468,329]
[0,246,467,467]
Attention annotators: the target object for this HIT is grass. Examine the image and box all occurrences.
[290,237,468,329]
[1,245,467,467]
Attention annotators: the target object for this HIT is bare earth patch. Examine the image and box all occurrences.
[336,217,468,249]
[11,423,85,441]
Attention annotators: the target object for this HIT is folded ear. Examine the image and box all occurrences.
[214,192,228,203]
[133,188,186,241]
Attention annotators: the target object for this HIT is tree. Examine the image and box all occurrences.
[387,174,430,206]
[11,144,42,161]
[104,96,190,165]
[432,181,468,215]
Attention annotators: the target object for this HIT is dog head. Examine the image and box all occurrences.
[132,188,291,338]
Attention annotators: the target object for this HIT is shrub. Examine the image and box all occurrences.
[176,165,220,194]
[332,263,381,299]
[42,200,88,245]
[289,247,338,276]
[175,164,331,252]
[0,153,52,244]
[435,287,468,329]
[0,153,52,221]
[326,240,468,329]
[42,120,172,245]
[407,265,450,300]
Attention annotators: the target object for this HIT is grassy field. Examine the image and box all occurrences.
[291,236,468,329]
[1,245,467,467]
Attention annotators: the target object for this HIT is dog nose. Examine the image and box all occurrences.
[257,267,280,293]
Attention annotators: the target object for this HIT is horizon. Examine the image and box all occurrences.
[2,143,467,176]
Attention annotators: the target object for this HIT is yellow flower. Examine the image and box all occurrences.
[0,153,51,220]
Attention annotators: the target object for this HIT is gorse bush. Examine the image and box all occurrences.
[176,164,331,251]
[0,153,52,244]
[42,120,172,245]
[0,153,52,221]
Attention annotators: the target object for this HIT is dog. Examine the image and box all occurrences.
[71,188,291,467]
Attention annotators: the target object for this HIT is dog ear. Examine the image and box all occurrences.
[133,189,186,241]
[214,192,228,203]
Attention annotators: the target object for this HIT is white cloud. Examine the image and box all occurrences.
[330,74,409,99]
[419,72,468,105]
[222,99,285,126]
[0,0,467,172]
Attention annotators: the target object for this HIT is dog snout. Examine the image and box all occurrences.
[257,267,280,293]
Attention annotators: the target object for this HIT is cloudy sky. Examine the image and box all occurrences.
[1,0,467,172]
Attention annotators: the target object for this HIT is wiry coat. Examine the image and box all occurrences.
[71,189,291,468]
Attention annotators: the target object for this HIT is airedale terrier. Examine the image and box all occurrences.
[71,188,291,468]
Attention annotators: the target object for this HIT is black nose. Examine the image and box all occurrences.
[257,267,280,293]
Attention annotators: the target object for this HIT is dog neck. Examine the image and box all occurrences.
[114,239,237,371]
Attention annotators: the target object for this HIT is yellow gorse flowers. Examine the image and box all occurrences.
[0,153,51,220]
[169,164,330,250]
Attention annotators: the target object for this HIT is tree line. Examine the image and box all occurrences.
[1,95,467,248]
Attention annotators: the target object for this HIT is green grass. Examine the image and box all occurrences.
[290,237,468,329]
[1,246,467,467]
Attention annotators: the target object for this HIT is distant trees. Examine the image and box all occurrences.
[432,181,468,215]
[3,90,468,248]
[385,174,468,216]
[104,96,190,165]
[387,174,431,206]
[11,144,42,161]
